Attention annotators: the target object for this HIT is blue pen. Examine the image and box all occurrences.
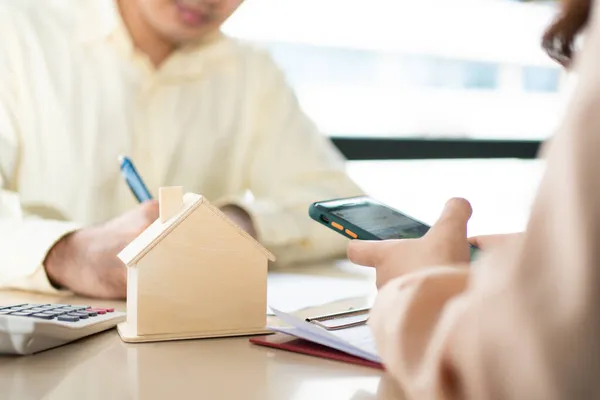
[118,155,153,202]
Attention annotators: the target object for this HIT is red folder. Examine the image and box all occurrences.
[249,333,384,370]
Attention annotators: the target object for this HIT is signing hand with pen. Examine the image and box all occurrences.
[43,201,159,299]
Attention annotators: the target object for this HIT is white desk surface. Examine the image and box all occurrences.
[0,262,409,400]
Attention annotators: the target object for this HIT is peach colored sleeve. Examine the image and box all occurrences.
[369,4,600,399]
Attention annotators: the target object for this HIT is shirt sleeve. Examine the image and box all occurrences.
[0,22,79,294]
[216,51,365,266]
[368,7,600,399]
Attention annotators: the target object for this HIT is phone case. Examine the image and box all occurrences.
[310,201,481,260]
[308,203,381,241]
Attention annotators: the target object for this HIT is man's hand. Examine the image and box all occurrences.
[220,205,257,238]
[347,198,472,288]
[43,201,159,299]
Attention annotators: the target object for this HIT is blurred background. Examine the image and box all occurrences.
[223,0,564,236]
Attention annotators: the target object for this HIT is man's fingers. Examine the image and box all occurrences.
[130,200,159,235]
[140,200,159,222]
[427,197,472,239]
[347,240,386,267]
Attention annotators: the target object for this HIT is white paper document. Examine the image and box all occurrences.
[266,273,375,314]
[268,307,381,364]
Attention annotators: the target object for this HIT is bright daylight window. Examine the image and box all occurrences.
[223,0,565,141]
[224,0,561,236]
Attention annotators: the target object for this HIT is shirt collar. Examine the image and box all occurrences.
[75,0,233,79]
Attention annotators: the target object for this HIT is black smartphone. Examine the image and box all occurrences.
[309,195,478,257]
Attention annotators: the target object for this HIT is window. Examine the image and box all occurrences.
[224,0,555,234]
[223,0,566,140]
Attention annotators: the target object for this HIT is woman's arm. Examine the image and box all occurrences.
[351,3,600,397]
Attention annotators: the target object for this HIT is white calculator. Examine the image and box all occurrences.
[0,303,126,355]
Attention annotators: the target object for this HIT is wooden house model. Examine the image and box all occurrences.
[116,186,275,343]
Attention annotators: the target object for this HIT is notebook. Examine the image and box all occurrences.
[249,333,383,370]
[259,307,382,365]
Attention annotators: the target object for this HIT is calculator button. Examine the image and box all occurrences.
[71,312,89,319]
[61,307,89,312]
[9,312,33,316]
[3,304,26,309]
[44,311,67,316]
[104,308,115,313]
[24,304,45,308]
[84,311,98,317]
[32,313,55,319]
[8,307,29,311]
[87,308,106,315]
[58,315,79,322]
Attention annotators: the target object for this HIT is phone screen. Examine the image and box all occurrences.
[330,203,430,240]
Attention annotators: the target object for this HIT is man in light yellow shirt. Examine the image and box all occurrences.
[0,0,363,299]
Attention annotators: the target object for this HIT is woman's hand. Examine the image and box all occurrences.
[468,232,523,251]
[347,198,473,288]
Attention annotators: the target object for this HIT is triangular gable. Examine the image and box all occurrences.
[118,193,275,266]
[118,193,203,266]
[202,201,276,262]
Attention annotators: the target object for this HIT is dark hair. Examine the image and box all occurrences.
[542,0,592,67]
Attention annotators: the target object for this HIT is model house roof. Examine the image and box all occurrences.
[118,192,276,266]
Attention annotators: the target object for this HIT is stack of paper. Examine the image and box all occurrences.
[266,272,375,315]
[268,307,381,364]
